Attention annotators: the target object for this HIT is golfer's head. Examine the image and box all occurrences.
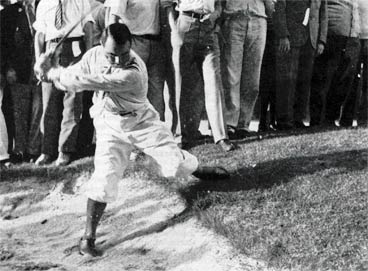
[101,23,132,65]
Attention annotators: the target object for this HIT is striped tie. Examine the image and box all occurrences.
[55,0,64,30]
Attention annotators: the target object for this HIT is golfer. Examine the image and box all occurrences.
[34,23,229,257]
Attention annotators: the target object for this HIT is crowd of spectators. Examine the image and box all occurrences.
[0,0,367,168]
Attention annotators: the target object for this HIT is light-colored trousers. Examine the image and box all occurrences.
[86,104,198,203]
[0,89,9,161]
[221,15,267,129]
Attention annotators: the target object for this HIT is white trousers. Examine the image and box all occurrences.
[86,104,199,203]
[0,89,9,161]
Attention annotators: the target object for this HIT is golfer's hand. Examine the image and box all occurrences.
[34,50,57,82]
[278,37,290,54]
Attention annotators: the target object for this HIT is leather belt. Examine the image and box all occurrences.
[133,34,161,41]
[182,11,206,20]
[49,36,83,43]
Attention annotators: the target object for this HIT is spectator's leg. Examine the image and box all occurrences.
[10,83,31,155]
[77,91,94,156]
[238,17,266,130]
[147,39,166,121]
[221,16,246,129]
[358,40,368,125]
[201,33,227,143]
[339,38,361,126]
[325,37,352,124]
[259,27,276,131]
[57,41,84,159]
[275,46,300,127]
[41,82,63,157]
[27,84,43,157]
[180,43,204,142]
[59,91,83,154]
[294,41,315,125]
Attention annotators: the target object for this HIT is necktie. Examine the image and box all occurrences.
[55,0,65,30]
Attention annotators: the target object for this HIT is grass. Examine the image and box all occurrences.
[187,127,368,271]
[1,126,367,270]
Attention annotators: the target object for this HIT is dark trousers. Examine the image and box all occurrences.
[310,35,361,126]
[351,39,368,125]
[161,21,179,136]
[275,40,315,125]
[40,39,84,156]
[259,28,276,129]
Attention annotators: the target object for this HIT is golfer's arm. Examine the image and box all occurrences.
[49,66,139,93]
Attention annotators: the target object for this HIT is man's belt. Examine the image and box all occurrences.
[182,11,206,20]
[49,36,84,43]
[133,34,161,41]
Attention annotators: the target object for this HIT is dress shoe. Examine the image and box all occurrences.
[217,139,235,152]
[275,123,293,131]
[227,126,251,140]
[79,238,102,257]
[9,152,24,163]
[192,166,230,181]
[55,152,71,166]
[35,153,53,166]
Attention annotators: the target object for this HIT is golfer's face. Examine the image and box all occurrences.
[103,37,131,65]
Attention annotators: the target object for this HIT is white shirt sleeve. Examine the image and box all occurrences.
[105,0,128,20]
[33,0,47,33]
[80,0,95,27]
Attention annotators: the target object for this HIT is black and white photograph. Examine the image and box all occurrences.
[0,0,367,270]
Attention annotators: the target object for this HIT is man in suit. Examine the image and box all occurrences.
[273,0,328,130]
[0,0,42,162]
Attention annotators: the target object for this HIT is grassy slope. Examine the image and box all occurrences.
[1,127,367,270]
[187,127,368,271]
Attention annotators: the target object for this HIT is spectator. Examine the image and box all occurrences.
[258,17,277,132]
[310,0,361,127]
[33,0,94,166]
[0,0,42,162]
[170,0,234,152]
[221,0,274,138]
[274,0,327,130]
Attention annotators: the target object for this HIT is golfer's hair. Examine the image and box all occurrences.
[101,23,132,45]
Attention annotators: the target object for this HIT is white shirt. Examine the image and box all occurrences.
[33,0,94,41]
[105,0,160,35]
[175,0,215,14]
[57,46,149,113]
